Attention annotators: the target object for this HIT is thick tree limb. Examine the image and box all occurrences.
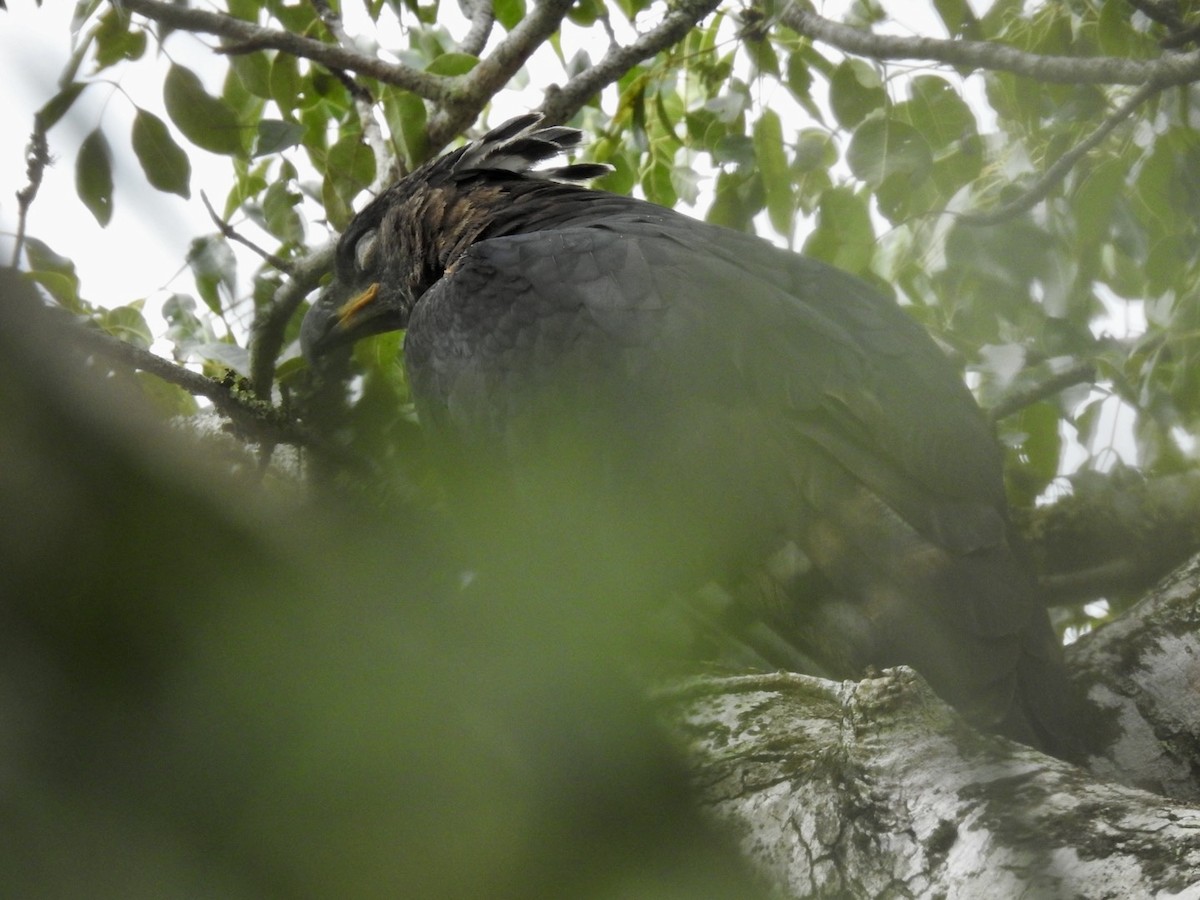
[1068,554,1200,802]
[781,7,1200,86]
[1016,469,1200,606]
[656,665,1200,897]
[70,316,312,446]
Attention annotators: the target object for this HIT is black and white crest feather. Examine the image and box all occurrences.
[448,114,613,182]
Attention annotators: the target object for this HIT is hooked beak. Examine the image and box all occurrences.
[301,281,404,363]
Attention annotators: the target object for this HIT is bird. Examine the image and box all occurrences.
[301,113,1080,759]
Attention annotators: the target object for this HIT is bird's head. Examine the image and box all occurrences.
[300,113,611,365]
[299,199,412,362]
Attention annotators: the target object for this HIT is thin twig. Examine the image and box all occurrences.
[200,191,293,274]
[12,122,50,268]
[959,82,1162,226]
[988,360,1098,423]
[307,0,391,194]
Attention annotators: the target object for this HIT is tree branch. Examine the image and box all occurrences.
[120,0,453,100]
[426,0,577,146]
[11,121,50,269]
[458,0,495,58]
[542,0,724,124]
[249,241,335,399]
[657,665,1200,896]
[960,82,1163,225]
[71,316,303,443]
[987,359,1097,422]
[308,0,394,191]
[780,7,1200,86]
[200,191,292,274]
[1017,469,1200,607]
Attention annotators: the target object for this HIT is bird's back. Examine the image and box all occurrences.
[303,117,1082,758]
[400,180,1077,757]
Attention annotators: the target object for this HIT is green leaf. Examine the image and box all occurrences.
[493,0,525,30]
[135,371,200,418]
[97,303,153,349]
[269,52,302,115]
[325,134,376,204]
[641,153,676,208]
[164,63,246,156]
[93,7,146,69]
[384,93,432,168]
[131,109,191,198]
[846,117,932,188]
[224,162,269,219]
[1011,400,1062,503]
[706,168,764,232]
[163,293,210,350]
[743,35,779,78]
[802,187,875,275]
[425,52,479,76]
[1098,0,1156,58]
[829,59,885,129]
[321,174,354,231]
[1072,157,1125,248]
[24,238,88,314]
[76,128,114,227]
[222,61,264,120]
[187,236,237,315]
[793,128,837,172]
[226,0,259,20]
[594,147,637,196]
[932,0,976,38]
[36,82,87,130]
[196,341,251,375]
[230,51,273,99]
[785,52,820,120]
[898,76,976,153]
[753,110,793,236]
[254,119,306,157]
[263,180,305,243]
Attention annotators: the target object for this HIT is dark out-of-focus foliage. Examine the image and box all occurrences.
[0,267,763,896]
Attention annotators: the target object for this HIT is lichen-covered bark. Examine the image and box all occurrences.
[656,667,1200,898]
[1069,554,1200,801]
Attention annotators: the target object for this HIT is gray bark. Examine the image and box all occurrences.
[654,554,1200,898]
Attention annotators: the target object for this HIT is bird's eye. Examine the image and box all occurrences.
[355,230,379,273]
